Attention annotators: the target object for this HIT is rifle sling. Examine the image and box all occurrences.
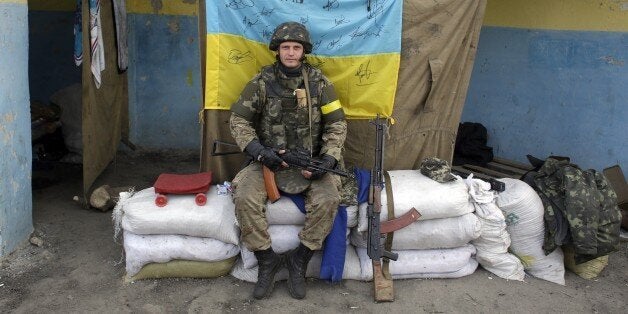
[301,67,313,156]
[382,171,395,279]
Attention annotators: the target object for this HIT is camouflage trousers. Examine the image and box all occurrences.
[232,162,341,251]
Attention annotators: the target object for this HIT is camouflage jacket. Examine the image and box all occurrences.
[533,158,621,263]
[229,62,346,161]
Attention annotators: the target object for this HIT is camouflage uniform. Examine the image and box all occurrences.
[230,62,347,251]
[532,158,621,263]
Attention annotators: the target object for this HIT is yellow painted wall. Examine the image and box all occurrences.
[484,0,628,32]
[28,0,197,15]
[1,0,27,4]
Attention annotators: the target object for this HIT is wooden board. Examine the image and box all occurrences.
[453,158,532,180]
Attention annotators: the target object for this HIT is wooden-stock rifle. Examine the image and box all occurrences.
[366,116,421,302]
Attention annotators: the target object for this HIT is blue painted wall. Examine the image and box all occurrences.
[463,27,627,171]
[0,2,33,257]
[127,13,202,150]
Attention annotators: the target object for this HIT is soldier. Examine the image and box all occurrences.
[229,22,347,299]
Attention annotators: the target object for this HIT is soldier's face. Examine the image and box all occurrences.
[278,41,304,68]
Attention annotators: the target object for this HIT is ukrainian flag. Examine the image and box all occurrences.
[204,0,402,119]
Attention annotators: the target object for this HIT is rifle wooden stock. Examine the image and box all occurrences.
[373,260,394,302]
[262,166,281,203]
[371,183,395,302]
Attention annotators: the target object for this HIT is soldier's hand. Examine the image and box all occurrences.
[306,154,337,180]
[245,140,287,171]
[258,147,287,171]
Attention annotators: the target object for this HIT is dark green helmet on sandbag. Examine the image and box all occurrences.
[269,22,312,53]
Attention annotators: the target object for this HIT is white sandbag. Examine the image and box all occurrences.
[231,245,362,282]
[496,178,566,285]
[123,230,240,277]
[345,205,358,228]
[266,198,358,227]
[351,213,481,250]
[240,225,303,269]
[358,170,474,232]
[240,225,350,269]
[113,186,240,245]
[393,259,478,280]
[266,198,305,225]
[356,245,477,281]
[465,176,525,281]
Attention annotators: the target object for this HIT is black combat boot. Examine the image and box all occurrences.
[253,248,283,299]
[286,243,315,299]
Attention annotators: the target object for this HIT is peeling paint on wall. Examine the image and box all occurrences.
[0,113,16,143]
[186,69,193,86]
[599,55,625,66]
[3,112,16,123]
[168,18,180,33]
[150,0,163,13]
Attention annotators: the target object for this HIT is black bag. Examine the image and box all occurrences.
[453,122,493,167]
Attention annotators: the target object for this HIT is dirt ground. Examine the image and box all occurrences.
[1,151,627,313]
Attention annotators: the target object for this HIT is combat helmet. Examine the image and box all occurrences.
[269,22,313,54]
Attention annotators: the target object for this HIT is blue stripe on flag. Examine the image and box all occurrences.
[206,0,401,56]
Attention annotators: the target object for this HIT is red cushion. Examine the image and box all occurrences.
[154,172,213,194]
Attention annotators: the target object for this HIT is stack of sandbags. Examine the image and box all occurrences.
[465,176,525,281]
[352,170,480,280]
[230,198,361,281]
[113,186,241,281]
[496,178,565,285]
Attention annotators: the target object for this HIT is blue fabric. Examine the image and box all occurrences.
[282,168,371,282]
[73,0,82,65]
[319,205,347,282]
[355,168,371,204]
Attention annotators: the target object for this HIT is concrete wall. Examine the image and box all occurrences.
[0,0,33,257]
[463,0,628,171]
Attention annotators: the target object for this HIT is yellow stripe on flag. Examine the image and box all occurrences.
[204,34,400,119]
[312,54,400,119]
[204,34,275,110]
[321,100,342,115]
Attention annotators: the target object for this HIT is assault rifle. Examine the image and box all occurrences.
[212,141,353,202]
[367,116,421,302]
[279,147,354,178]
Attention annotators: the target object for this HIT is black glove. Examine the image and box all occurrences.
[308,154,337,180]
[245,140,284,171]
